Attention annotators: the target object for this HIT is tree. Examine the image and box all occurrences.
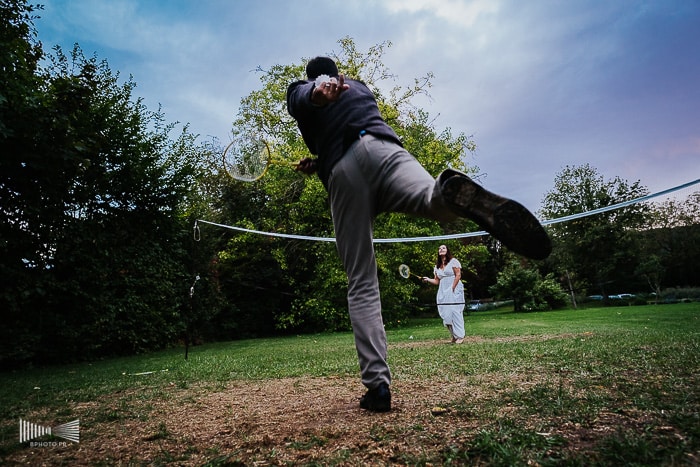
[490,260,568,312]
[540,164,649,298]
[0,0,47,365]
[0,0,213,366]
[640,190,700,289]
[211,38,480,334]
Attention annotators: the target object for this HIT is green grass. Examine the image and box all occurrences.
[1,303,699,465]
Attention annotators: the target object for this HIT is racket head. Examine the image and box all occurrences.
[222,135,271,182]
[398,264,411,279]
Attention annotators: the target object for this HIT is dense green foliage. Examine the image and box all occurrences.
[0,1,217,367]
[641,191,700,290]
[490,260,568,311]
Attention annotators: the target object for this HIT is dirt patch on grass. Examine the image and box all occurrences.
[8,377,485,465]
[3,333,697,466]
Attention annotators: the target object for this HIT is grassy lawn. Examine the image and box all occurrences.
[1,303,698,465]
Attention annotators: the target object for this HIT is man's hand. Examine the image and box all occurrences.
[295,157,317,175]
[311,74,349,106]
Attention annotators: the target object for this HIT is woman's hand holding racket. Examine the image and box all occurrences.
[399,264,437,285]
[399,264,426,281]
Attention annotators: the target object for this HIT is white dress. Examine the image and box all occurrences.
[434,258,466,338]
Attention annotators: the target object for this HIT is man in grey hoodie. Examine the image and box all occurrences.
[287,56,550,412]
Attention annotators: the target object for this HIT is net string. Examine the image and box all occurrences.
[195,178,700,243]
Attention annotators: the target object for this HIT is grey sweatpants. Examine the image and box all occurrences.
[327,135,457,389]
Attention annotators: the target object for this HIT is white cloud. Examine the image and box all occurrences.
[383,0,499,28]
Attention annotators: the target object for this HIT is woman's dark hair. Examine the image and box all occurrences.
[435,245,454,269]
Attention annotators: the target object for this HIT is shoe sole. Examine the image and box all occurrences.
[360,386,391,412]
[360,401,391,412]
[442,176,552,260]
[360,397,391,412]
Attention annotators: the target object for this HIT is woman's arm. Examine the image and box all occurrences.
[422,273,439,285]
[452,266,461,292]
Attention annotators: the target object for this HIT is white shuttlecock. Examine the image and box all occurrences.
[314,74,337,87]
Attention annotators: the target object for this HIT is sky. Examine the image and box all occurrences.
[34,0,700,213]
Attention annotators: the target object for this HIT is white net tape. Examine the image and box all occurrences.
[196,178,700,243]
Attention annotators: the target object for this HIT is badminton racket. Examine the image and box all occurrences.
[222,134,297,182]
[398,264,423,280]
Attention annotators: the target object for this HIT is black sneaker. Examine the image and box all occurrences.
[440,170,552,260]
[359,383,391,412]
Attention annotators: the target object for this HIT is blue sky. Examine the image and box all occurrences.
[35,0,699,212]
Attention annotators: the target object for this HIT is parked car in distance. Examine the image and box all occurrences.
[587,294,637,301]
[609,293,636,300]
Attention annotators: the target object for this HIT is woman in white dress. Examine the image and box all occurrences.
[423,245,466,344]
